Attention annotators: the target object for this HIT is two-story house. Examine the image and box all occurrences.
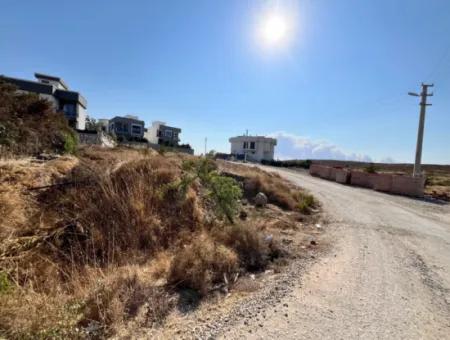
[229,135,277,162]
[145,121,181,147]
[1,73,87,130]
[109,115,145,140]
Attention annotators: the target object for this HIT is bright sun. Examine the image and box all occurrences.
[262,15,288,44]
[258,11,292,49]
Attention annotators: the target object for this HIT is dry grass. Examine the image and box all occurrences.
[217,160,316,212]
[168,233,239,295]
[0,150,312,337]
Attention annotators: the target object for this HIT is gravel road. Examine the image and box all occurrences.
[222,168,450,339]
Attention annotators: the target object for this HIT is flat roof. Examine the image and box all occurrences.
[34,73,69,90]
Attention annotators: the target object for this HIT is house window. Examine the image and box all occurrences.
[62,103,76,115]
[165,130,173,138]
[243,142,248,149]
[131,124,141,134]
[250,142,255,150]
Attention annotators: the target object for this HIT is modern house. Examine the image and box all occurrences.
[0,73,87,130]
[229,135,277,162]
[109,115,145,140]
[145,121,181,147]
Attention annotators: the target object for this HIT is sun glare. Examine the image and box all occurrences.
[262,14,288,45]
[257,10,294,50]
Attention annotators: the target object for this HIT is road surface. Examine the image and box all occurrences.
[223,168,450,339]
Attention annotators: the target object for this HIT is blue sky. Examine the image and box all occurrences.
[1,0,449,163]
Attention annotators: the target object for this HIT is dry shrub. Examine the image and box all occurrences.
[0,81,77,156]
[214,224,270,271]
[218,161,316,213]
[168,233,239,295]
[244,174,297,210]
[50,156,203,265]
[0,288,82,339]
[148,252,173,281]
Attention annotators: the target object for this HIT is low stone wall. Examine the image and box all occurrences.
[309,164,322,177]
[329,167,338,181]
[350,171,373,188]
[335,169,350,184]
[371,174,393,192]
[391,175,425,197]
[309,164,425,197]
[77,131,116,147]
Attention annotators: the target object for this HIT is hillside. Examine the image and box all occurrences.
[0,147,321,338]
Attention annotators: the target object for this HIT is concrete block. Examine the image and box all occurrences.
[370,174,393,192]
[309,164,322,177]
[391,175,425,197]
[350,171,373,188]
[330,168,338,181]
[318,166,332,179]
[335,169,350,184]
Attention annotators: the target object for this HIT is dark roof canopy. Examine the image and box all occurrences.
[34,73,69,90]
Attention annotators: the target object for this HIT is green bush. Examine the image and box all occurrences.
[0,271,13,294]
[182,158,242,223]
[208,173,242,223]
[298,194,315,214]
[63,132,77,154]
[364,164,378,174]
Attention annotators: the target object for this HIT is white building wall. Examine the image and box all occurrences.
[76,104,87,130]
[38,93,59,109]
[229,136,276,162]
[144,121,165,144]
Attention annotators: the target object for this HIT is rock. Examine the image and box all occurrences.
[37,153,60,161]
[242,198,249,206]
[239,210,248,220]
[254,192,268,207]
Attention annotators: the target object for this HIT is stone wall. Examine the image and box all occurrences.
[350,171,373,188]
[371,174,393,192]
[391,175,426,197]
[335,169,350,184]
[309,164,425,198]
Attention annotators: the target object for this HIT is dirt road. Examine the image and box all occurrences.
[222,168,450,339]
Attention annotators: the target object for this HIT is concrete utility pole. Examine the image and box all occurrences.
[204,137,207,156]
[409,83,434,177]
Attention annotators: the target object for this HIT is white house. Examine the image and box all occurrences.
[229,135,277,162]
[144,121,181,147]
[1,73,88,130]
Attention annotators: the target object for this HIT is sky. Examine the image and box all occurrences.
[1,0,450,163]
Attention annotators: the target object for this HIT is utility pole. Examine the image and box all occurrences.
[408,83,434,177]
[204,137,207,156]
[244,129,248,163]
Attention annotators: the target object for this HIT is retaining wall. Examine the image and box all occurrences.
[309,164,425,197]
[335,169,350,184]
[350,171,373,188]
[309,164,322,177]
[391,175,425,197]
[371,174,393,192]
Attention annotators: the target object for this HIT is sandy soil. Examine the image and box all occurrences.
[222,167,450,339]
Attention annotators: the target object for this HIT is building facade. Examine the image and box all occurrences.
[145,121,181,147]
[1,73,87,130]
[229,135,277,162]
[109,115,145,140]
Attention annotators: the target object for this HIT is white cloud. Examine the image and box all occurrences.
[268,131,375,162]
